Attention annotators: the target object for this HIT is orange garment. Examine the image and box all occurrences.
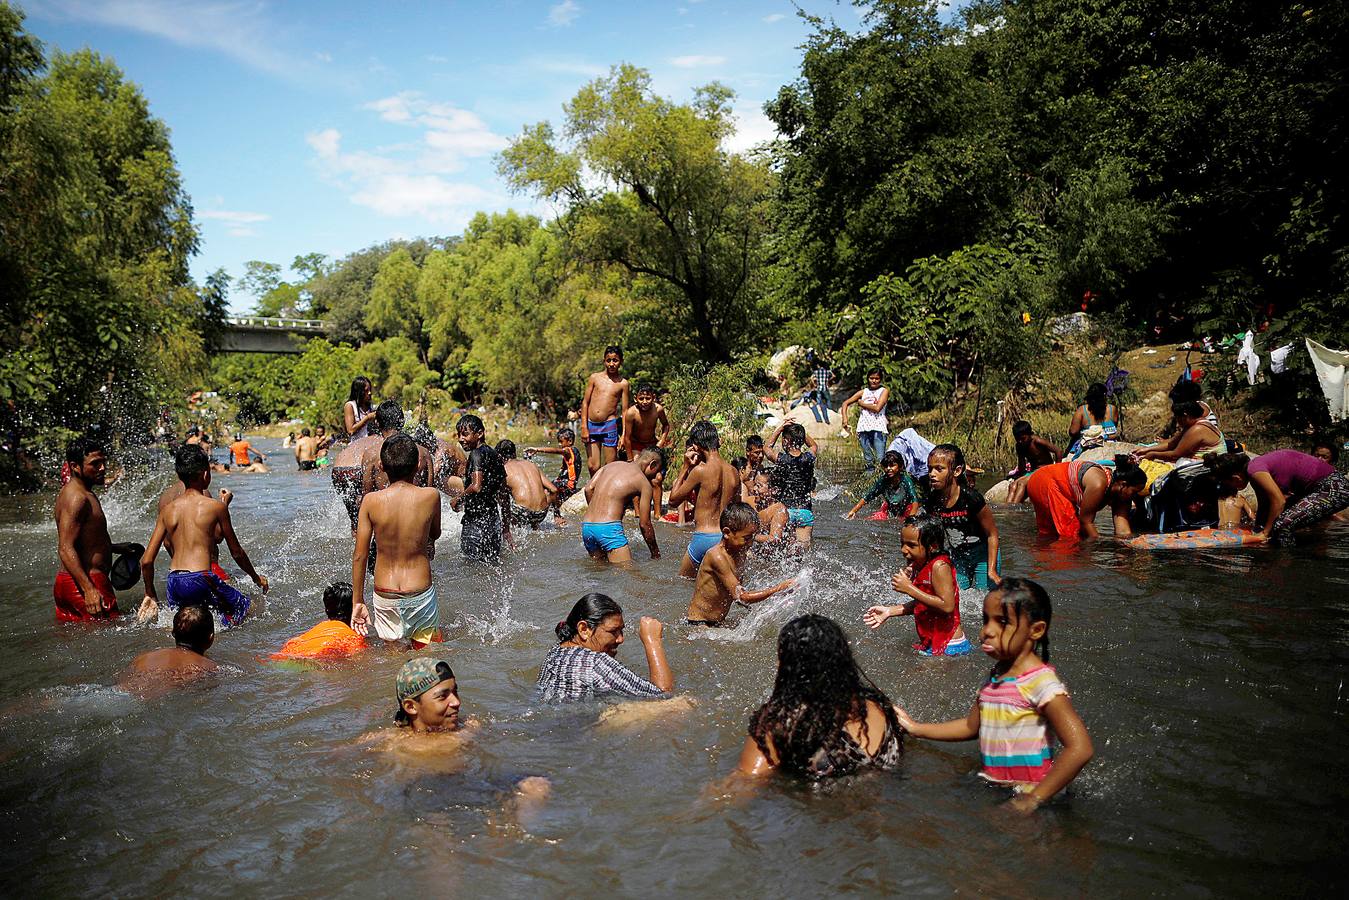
[1027,461,1110,540]
[270,619,366,660]
[230,441,253,466]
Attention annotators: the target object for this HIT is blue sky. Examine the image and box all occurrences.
[22,1,953,313]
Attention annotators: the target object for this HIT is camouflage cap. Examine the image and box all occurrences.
[396,657,453,704]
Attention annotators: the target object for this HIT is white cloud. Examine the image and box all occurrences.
[670,55,727,68]
[314,51,332,63]
[226,227,257,237]
[306,128,342,160]
[548,1,580,27]
[763,13,786,23]
[33,0,299,78]
[426,53,450,63]
[199,209,271,225]
[724,103,779,154]
[363,91,507,170]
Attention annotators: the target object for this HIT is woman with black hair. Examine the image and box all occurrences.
[1026,455,1149,540]
[1066,383,1120,454]
[343,376,376,441]
[737,615,903,780]
[534,593,674,703]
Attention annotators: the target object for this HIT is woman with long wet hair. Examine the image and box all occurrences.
[738,614,903,779]
[343,376,375,440]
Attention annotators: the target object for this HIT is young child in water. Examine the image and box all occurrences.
[271,582,367,661]
[924,443,1001,589]
[527,427,585,525]
[845,450,921,520]
[685,502,796,626]
[864,515,970,656]
[895,577,1094,813]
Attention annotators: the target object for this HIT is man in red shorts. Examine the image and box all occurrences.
[52,437,144,622]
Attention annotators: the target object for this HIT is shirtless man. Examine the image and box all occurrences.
[686,502,796,626]
[314,424,332,459]
[140,444,268,626]
[352,433,442,648]
[331,401,412,534]
[742,435,772,506]
[294,428,319,471]
[496,440,557,531]
[119,604,217,699]
[52,437,143,622]
[361,401,431,494]
[580,345,630,475]
[667,421,741,577]
[581,449,663,563]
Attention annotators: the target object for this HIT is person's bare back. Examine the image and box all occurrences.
[581,452,662,561]
[119,648,218,699]
[362,437,431,491]
[295,435,318,463]
[158,489,228,573]
[358,481,441,594]
[504,458,553,512]
[333,433,381,468]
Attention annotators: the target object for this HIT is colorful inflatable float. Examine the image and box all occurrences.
[1125,528,1263,550]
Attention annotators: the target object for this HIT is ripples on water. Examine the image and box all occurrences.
[0,439,1345,895]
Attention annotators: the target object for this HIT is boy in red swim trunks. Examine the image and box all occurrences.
[580,346,630,476]
[52,437,145,622]
[140,444,269,627]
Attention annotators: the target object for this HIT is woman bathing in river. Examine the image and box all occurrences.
[534,594,675,703]
[1203,449,1349,546]
[1026,455,1148,540]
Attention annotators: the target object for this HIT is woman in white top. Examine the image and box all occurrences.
[839,368,890,471]
[343,376,375,440]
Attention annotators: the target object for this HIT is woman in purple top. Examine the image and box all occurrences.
[1203,450,1349,546]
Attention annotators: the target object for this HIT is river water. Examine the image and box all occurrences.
[1,437,1344,896]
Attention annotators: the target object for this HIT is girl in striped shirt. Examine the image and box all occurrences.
[895,578,1094,812]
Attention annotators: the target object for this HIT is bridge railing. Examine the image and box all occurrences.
[225,316,327,331]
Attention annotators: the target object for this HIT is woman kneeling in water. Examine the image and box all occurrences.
[738,614,903,779]
[535,593,674,703]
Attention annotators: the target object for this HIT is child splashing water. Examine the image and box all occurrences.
[896,578,1093,813]
[924,444,1001,590]
[863,516,970,656]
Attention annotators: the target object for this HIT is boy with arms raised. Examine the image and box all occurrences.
[581,345,630,475]
[581,449,664,563]
[686,502,796,626]
[140,445,268,626]
[667,421,741,577]
[352,434,442,647]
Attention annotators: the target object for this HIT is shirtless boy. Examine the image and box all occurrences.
[1006,421,1061,504]
[581,449,663,563]
[741,435,771,506]
[332,402,401,533]
[497,440,558,530]
[120,604,217,699]
[686,502,796,626]
[667,421,741,577]
[581,345,630,475]
[622,385,670,457]
[141,445,268,626]
[53,437,143,622]
[294,428,319,471]
[361,401,431,494]
[526,427,584,524]
[352,434,442,647]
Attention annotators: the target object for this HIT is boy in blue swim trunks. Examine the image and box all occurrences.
[140,444,268,627]
[667,421,741,577]
[581,449,663,563]
[581,345,630,476]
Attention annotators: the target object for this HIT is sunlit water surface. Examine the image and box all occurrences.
[1,438,1345,896]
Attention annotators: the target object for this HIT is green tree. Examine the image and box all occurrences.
[366,247,426,357]
[499,64,777,362]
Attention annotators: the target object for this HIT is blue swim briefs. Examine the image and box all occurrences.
[787,508,815,528]
[582,521,628,554]
[587,418,619,448]
[686,531,723,568]
[166,568,250,628]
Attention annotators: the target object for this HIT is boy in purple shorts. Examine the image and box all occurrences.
[580,346,630,476]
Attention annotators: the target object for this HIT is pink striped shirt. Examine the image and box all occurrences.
[977,664,1068,784]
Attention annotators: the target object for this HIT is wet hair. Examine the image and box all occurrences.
[373,400,404,433]
[65,436,104,466]
[496,439,517,459]
[901,514,945,557]
[349,375,372,404]
[173,603,214,654]
[929,443,966,471]
[1312,438,1339,464]
[721,500,759,533]
[730,455,747,470]
[990,577,1053,662]
[323,582,354,623]
[689,420,720,451]
[636,448,664,472]
[301,428,311,437]
[1110,454,1148,489]
[556,593,623,643]
[1201,450,1250,483]
[174,443,210,483]
[635,383,656,397]
[881,450,904,469]
[746,435,764,450]
[1012,420,1033,440]
[604,345,623,361]
[394,660,454,726]
[556,427,574,442]
[380,433,419,480]
[1085,383,1108,421]
[456,413,485,435]
[1171,400,1204,419]
[748,615,902,778]
[782,423,807,449]
[1169,378,1202,404]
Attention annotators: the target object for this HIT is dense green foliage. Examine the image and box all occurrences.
[1,4,212,480]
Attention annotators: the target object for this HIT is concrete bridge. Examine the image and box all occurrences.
[218,316,327,354]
